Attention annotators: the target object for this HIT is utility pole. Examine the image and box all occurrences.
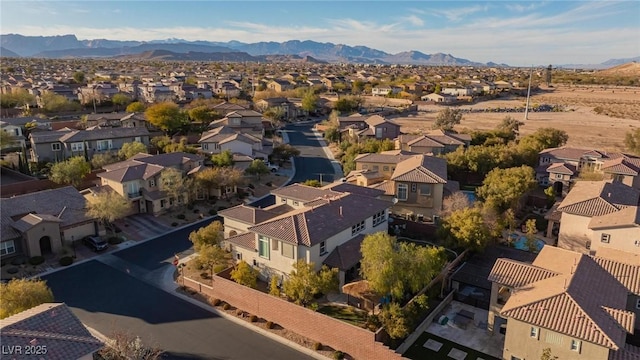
[524,66,533,121]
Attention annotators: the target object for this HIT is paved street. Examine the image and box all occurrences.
[42,219,313,360]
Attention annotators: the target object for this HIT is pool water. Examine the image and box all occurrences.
[461,190,476,203]
[509,233,545,252]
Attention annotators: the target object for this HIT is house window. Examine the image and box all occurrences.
[530,326,539,339]
[293,201,299,206]
[352,220,365,235]
[213,143,220,150]
[160,199,166,208]
[272,239,279,251]
[585,241,591,250]
[149,179,156,187]
[636,298,640,309]
[96,140,112,151]
[134,137,141,143]
[373,210,386,226]
[71,142,84,151]
[51,143,61,151]
[397,184,408,201]
[0,240,16,256]
[419,184,431,196]
[258,236,270,259]
[202,143,209,150]
[555,174,562,179]
[383,166,389,171]
[601,233,610,243]
[411,183,417,192]
[282,243,294,259]
[236,253,242,260]
[373,165,379,171]
[319,241,327,256]
[281,198,287,203]
[570,339,581,352]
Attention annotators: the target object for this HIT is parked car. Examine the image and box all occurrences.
[264,161,279,172]
[83,236,108,252]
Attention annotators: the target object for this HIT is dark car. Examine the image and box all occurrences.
[83,236,108,252]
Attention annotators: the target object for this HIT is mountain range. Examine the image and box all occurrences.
[0,34,637,68]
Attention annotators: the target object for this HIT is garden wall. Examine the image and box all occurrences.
[183,275,405,360]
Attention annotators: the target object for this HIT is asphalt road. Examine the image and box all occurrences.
[250,123,338,209]
[42,219,313,360]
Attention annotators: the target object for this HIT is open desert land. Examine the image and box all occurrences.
[395,86,640,152]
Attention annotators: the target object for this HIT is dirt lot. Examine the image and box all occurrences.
[396,86,640,152]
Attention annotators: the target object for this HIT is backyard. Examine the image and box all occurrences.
[317,304,368,327]
[404,332,500,360]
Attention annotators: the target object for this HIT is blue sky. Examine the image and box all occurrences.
[1,1,639,65]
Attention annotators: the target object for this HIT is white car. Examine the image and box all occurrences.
[264,161,279,172]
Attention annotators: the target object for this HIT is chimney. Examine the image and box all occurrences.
[339,206,343,217]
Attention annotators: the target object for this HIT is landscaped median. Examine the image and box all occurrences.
[179,268,404,360]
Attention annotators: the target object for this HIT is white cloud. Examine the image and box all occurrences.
[427,4,488,22]
[505,2,546,13]
[402,15,424,27]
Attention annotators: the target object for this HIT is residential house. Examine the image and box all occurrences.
[208,109,265,135]
[372,86,402,96]
[0,186,98,259]
[267,79,294,93]
[0,116,51,148]
[396,130,471,155]
[87,152,203,215]
[212,101,248,116]
[339,115,401,141]
[554,180,640,256]
[29,127,150,163]
[77,82,119,105]
[198,126,265,158]
[1,303,104,359]
[441,87,473,97]
[256,97,301,121]
[602,156,640,189]
[219,184,391,286]
[420,93,457,103]
[487,246,639,360]
[348,153,448,219]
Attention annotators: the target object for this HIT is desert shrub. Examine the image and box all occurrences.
[213,264,227,273]
[171,222,178,227]
[333,351,345,360]
[11,257,26,266]
[208,209,217,216]
[176,214,186,220]
[236,309,243,316]
[309,302,319,311]
[266,321,274,329]
[28,256,45,266]
[59,256,73,266]
[249,315,258,322]
[312,342,322,350]
[200,272,210,279]
[223,303,231,310]
[211,298,221,306]
[108,236,124,245]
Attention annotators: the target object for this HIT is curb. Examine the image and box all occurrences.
[169,275,329,360]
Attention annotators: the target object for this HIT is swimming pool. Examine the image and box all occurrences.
[509,233,546,252]
[461,190,476,203]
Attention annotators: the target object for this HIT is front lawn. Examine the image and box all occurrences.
[317,304,368,327]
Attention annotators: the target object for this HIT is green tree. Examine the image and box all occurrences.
[188,105,219,123]
[360,232,445,300]
[0,89,35,109]
[91,152,120,169]
[73,71,85,84]
[378,302,409,339]
[97,331,163,360]
[433,108,463,131]
[194,244,229,277]
[524,218,538,252]
[163,137,198,154]
[211,149,234,167]
[272,143,300,162]
[323,126,340,143]
[263,107,285,126]
[269,276,280,296]
[159,168,190,206]
[333,96,362,113]
[40,92,81,113]
[498,116,524,139]
[476,166,537,212]
[195,167,223,199]
[624,129,640,155]
[301,89,319,117]
[517,128,569,166]
[126,101,146,113]
[245,159,270,180]
[230,260,259,288]
[0,279,54,319]
[112,93,131,111]
[49,156,91,187]
[302,179,322,187]
[86,190,132,234]
[118,141,148,159]
[439,207,492,251]
[434,84,442,94]
[188,221,224,251]
[282,261,339,306]
[145,102,186,133]
[0,131,18,149]
[441,191,472,218]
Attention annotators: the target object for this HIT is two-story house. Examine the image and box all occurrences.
[396,130,471,155]
[602,156,640,189]
[1,186,98,260]
[208,109,265,136]
[348,152,448,220]
[0,117,51,149]
[488,246,639,360]
[88,152,203,215]
[29,127,150,163]
[267,79,294,93]
[198,126,265,158]
[338,115,401,141]
[555,180,640,256]
[219,184,391,286]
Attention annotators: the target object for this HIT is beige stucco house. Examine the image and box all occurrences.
[347,152,448,220]
[396,130,471,155]
[219,183,391,286]
[488,246,639,360]
[0,186,98,259]
[86,152,203,216]
[555,180,640,256]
